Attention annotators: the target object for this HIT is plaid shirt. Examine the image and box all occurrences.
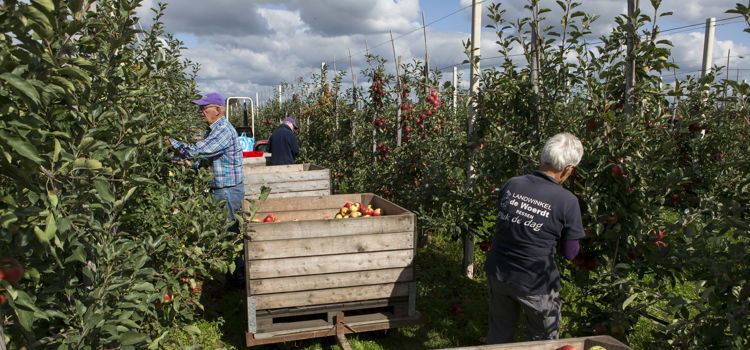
[169,116,243,189]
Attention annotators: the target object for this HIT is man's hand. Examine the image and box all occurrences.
[176,160,192,167]
[163,136,173,148]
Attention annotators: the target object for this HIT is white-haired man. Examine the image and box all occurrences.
[484,132,585,344]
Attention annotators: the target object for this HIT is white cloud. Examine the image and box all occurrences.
[133,0,750,98]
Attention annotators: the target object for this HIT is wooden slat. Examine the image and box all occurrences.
[246,214,414,241]
[246,190,331,200]
[246,163,307,174]
[243,156,269,166]
[247,170,329,184]
[254,282,410,309]
[248,231,414,259]
[246,313,422,346]
[370,196,410,216]
[436,336,632,350]
[245,179,330,194]
[247,250,414,279]
[244,193,366,213]
[249,267,414,294]
[256,298,402,318]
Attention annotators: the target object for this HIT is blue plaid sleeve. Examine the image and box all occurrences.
[169,129,231,160]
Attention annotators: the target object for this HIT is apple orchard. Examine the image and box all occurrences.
[1,0,749,349]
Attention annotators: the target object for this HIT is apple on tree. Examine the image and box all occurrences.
[0,257,24,284]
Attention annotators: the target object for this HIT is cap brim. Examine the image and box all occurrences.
[191,99,209,105]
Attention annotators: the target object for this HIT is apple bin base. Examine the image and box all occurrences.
[243,163,331,200]
[441,335,632,350]
[242,193,421,347]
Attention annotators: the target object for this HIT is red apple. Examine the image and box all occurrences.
[479,240,491,252]
[263,214,276,223]
[610,163,622,178]
[0,257,24,284]
[163,293,173,303]
[556,346,577,350]
[373,208,382,216]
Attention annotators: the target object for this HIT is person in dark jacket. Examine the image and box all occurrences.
[484,132,585,344]
[268,117,300,165]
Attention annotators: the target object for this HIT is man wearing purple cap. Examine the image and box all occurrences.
[164,92,244,232]
[268,117,300,165]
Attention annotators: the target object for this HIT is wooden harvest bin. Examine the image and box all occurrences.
[444,335,632,350]
[243,163,330,199]
[242,193,421,346]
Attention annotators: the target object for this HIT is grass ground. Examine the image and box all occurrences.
[162,234,491,349]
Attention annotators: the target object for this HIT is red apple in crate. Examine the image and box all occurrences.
[350,203,360,213]
[340,207,350,215]
[263,214,276,223]
[373,208,382,216]
[556,346,576,350]
[344,201,353,208]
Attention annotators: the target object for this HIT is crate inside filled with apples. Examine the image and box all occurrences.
[333,201,383,219]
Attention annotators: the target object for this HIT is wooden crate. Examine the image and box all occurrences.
[243,163,330,199]
[444,335,632,350]
[242,193,420,346]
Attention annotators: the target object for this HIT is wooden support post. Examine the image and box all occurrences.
[390,30,403,147]
[335,312,353,350]
[463,0,483,280]
[624,0,638,117]
[349,49,357,107]
[453,66,458,114]
[701,17,716,78]
[422,11,430,98]
[530,0,541,144]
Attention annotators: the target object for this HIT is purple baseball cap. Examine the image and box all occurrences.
[192,92,225,106]
[284,117,299,130]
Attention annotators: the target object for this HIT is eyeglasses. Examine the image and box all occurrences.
[198,105,219,112]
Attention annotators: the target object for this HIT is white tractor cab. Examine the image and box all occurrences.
[226,96,269,153]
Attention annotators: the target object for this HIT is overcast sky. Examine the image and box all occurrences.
[134,0,750,102]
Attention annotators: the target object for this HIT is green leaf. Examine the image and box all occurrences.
[34,213,57,244]
[120,331,148,345]
[0,130,43,163]
[84,159,103,169]
[622,293,639,310]
[59,66,91,84]
[64,244,86,264]
[183,325,201,335]
[130,282,154,292]
[52,138,61,162]
[44,212,57,240]
[32,0,55,12]
[94,179,115,202]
